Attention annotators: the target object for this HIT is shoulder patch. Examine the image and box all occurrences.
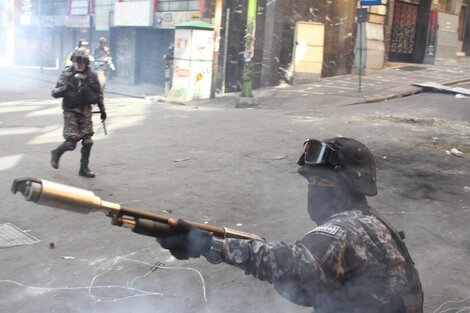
[307,224,341,236]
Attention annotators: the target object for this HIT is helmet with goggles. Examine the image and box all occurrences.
[297,137,377,196]
[71,48,90,66]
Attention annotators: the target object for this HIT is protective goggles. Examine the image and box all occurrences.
[73,56,86,64]
[299,139,339,166]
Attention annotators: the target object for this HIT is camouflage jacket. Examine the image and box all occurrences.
[222,210,423,313]
[51,66,103,111]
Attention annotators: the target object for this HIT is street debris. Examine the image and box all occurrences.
[174,158,190,162]
[413,82,470,97]
[449,148,464,157]
[61,256,75,260]
[236,223,243,227]
[49,242,55,249]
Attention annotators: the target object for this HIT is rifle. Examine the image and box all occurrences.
[11,178,265,242]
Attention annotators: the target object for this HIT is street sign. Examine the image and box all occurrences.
[360,0,382,5]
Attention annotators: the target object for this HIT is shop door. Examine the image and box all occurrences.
[389,1,420,62]
[136,29,172,86]
[136,29,160,85]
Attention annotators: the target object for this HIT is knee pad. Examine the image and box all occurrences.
[82,136,93,148]
[63,139,77,151]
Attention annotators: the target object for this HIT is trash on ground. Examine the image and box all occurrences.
[61,256,75,260]
[450,148,464,157]
[174,158,190,162]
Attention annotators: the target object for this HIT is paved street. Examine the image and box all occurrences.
[0,65,469,313]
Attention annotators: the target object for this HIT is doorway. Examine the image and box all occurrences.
[389,1,420,62]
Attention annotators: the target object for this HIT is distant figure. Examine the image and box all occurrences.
[51,48,106,178]
[163,43,174,97]
[64,39,94,68]
[93,37,115,90]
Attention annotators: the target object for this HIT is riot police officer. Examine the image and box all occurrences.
[51,48,106,178]
[93,37,115,90]
[158,137,424,313]
[64,39,94,68]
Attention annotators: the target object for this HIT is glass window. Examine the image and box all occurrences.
[158,0,199,12]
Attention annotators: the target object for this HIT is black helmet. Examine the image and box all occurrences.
[71,48,90,66]
[298,137,377,196]
[78,39,89,48]
[99,37,108,44]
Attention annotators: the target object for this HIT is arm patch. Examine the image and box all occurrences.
[308,224,341,237]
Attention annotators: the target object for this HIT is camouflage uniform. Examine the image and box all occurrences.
[221,209,423,313]
[52,66,102,140]
[158,137,423,312]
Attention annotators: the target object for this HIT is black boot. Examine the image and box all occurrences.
[51,149,61,169]
[79,160,96,178]
[51,140,76,169]
[79,143,96,178]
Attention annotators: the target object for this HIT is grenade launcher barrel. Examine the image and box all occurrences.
[11,177,265,242]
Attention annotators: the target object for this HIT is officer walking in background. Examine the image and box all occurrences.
[51,48,107,178]
[64,39,94,68]
[93,37,115,90]
[163,43,174,97]
[158,137,424,313]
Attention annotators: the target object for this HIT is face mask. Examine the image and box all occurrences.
[307,185,345,223]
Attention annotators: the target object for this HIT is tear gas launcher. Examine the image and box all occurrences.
[11,178,265,242]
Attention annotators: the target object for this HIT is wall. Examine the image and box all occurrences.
[436,11,460,59]
[353,22,385,74]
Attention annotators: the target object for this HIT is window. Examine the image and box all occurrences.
[158,0,199,12]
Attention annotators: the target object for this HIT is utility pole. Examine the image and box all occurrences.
[239,0,257,102]
[210,0,223,98]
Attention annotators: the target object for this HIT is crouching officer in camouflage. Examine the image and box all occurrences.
[158,137,424,313]
[51,48,106,178]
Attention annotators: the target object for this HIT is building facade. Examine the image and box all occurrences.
[1,0,469,91]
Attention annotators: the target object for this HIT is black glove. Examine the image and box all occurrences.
[100,111,107,121]
[160,219,213,260]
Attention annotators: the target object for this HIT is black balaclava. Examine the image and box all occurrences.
[303,167,368,224]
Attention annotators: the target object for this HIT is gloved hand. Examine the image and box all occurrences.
[100,110,107,121]
[159,219,213,260]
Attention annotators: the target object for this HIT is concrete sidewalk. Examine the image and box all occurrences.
[183,57,470,110]
[5,56,470,109]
